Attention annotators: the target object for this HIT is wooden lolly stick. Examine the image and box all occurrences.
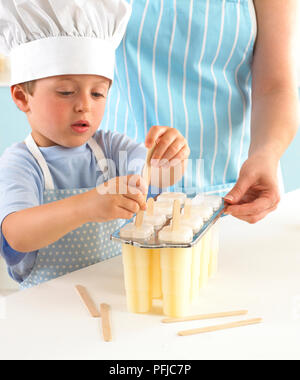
[135,210,144,228]
[162,309,248,323]
[146,145,156,168]
[172,199,181,231]
[100,303,112,342]
[75,285,100,318]
[146,197,155,216]
[142,145,156,188]
[178,318,262,336]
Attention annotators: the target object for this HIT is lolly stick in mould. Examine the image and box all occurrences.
[147,197,155,216]
[135,210,144,229]
[143,197,166,229]
[172,199,181,231]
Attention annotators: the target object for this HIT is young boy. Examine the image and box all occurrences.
[0,0,190,288]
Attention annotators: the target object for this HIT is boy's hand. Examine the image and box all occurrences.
[145,126,190,168]
[2,175,148,253]
[86,175,147,222]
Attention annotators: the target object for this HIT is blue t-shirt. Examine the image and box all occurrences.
[0,129,147,283]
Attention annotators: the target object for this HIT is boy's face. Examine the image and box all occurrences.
[22,74,110,147]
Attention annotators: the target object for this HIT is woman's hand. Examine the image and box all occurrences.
[224,153,281,223]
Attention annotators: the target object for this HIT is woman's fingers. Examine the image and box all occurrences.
[225,193,280,217]
[226,203,278,224]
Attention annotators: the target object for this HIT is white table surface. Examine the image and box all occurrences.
[1,190,300,360]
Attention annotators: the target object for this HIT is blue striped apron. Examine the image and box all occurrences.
[101,0,257,196]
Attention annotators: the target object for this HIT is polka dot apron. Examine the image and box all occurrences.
[20,134,123,289]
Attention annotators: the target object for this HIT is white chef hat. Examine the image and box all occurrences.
[0,0,131,85]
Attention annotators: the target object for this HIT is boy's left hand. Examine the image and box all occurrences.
[145,126,190,168]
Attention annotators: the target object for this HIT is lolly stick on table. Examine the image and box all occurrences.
[75,285,100,318]
[100,303,112,342]
[162,309,248,323]
[178,318,262,336]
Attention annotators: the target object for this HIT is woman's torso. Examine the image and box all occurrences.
[102,0,257,195]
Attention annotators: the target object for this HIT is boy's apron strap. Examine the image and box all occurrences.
[87,137,109,179]
[24,134,109,191]
[24,134,55,191]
